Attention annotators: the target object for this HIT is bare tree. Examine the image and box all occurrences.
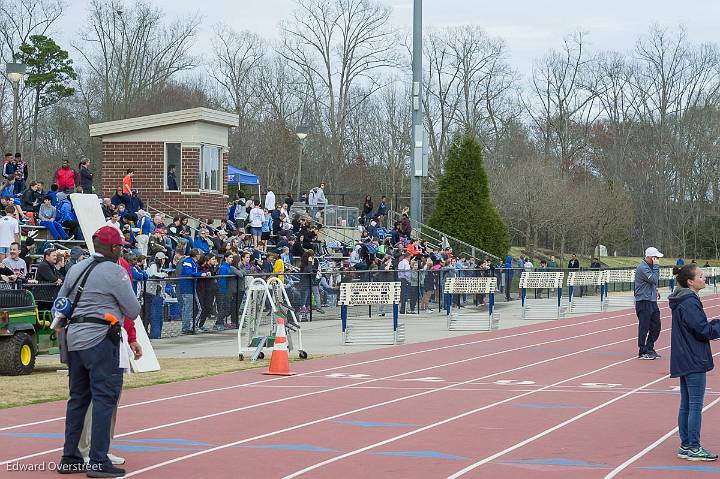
[74,0,199,121]
[280,0,398,170]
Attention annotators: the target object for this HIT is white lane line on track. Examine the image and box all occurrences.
[603,394,720,478]
[281,346,678,479]
[123,328,668,477]
[1,317,648,466]
[0,304,660,433]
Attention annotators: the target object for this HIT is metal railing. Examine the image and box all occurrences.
[389,211,499,261]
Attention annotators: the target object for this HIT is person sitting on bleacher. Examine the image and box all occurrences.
[38,196,69,240]
[193,228,212,254]
[35,248,62,284]
[56,193,82,239]
[1,195,24,222]
[21,181,42,217]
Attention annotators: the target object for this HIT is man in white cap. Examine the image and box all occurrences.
[635,246,663,360]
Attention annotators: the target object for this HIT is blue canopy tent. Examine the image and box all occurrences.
[227,165,260,196]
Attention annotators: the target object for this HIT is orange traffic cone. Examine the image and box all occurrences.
[264,316,295,376]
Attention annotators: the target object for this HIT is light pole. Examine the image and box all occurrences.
[410,0,424,223]
[6,62,26,156]
[295,125,309,202]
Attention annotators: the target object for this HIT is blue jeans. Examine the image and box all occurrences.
[179,293,195,332]
[679,372,706,449]
[62,338,122,467]
[40,220,69,240]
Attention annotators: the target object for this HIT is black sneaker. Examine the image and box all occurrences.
[57,457,87,474]
[86,462,126,478]
[650,350,662,359]
[638,353,656,360]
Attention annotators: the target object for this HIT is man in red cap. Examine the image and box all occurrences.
[57,226,141,477]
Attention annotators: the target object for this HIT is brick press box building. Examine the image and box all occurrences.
[89,107,239,219]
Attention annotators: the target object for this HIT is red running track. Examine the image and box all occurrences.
[4,297,720,478]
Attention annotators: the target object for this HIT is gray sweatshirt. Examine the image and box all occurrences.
[59,255,142,351]
[39,203,56,222]
[634,260,659,302]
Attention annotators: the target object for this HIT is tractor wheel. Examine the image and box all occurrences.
[0,332,36,376]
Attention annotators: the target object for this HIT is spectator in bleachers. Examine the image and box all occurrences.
[12,153,26,195]
[78,159,93,193]
[265,187,276,210]
[106,212,122,233]
[1,174,16,197]
[2,242,26,280]
[284,192,294,208]
[248,201,264,247]
[400,213,412,239]
[178,248,208,334]
[36,248,62,284]
[126,189,144,215]
[56,193,82,239]
[111,187,126,208]
[135,209,154,256]
[193,228,212,254]
[1,195,23,221]
[54,159,76,191]
[21,181,43,216]
[2,153,14,179]
[362,195,373,222]
[38,196,69,240]
[122,169,134,195]
[568,254,580,270]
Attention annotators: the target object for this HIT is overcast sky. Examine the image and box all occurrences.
[59,0,720,79]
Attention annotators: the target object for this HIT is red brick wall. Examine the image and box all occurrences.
[101,141,229,220]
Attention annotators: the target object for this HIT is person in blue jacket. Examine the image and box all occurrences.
[178,249,209,334]
[668,264,720,461]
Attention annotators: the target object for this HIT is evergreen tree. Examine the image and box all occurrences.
[427,133,509,258]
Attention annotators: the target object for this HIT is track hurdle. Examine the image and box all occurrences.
[704,267,719,294]
[443,277,498,331]
[339,282,404,345]
[520,271,565,320]
[567,270,605,314]
[603,269,636,308]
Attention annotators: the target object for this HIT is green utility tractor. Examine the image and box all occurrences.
[0,289,57,375]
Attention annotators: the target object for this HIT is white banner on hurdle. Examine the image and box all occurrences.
[519,271,565,320]
[339,282,402,345]
[443,277,498,331]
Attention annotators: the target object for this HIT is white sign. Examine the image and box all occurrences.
[567,271,604,287]
[129,317,160,373]
[444,277,496,294]
[339,282,401,306]
[604,270,635,284]
[519,272,564,289]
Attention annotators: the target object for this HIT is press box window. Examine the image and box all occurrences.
[200,145,222,192]
[165,143,181,191]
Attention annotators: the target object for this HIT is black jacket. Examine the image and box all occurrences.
[669,288,720,377]
[36,260,61,283]
[79,167,93,192]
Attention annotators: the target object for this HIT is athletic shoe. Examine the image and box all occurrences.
[678,445,691,458]
[86,463,126,478]
[686,447,719,461]
[378,313,386,317]
[638,353,656,360]
[650,349,662,359]
[106,454,125,465]
[57,457,87,474]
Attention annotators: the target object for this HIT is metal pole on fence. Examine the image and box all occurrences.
[192,277,197,334]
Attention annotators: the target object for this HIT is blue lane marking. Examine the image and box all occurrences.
[512,404,587,410]
[502,458,609,468]
[369,451,465,460]
[638,465,720,473]
[0,432,64,439]
[116,438,212,447]
[238,444,339,453]
[334,420,419,428]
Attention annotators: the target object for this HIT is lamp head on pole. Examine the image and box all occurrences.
[295,125,309,141]
[6,62,26,83]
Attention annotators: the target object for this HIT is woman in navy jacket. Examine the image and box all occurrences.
[669,264,720,461]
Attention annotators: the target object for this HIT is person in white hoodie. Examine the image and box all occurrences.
[264,188,276,211]
[248,201,264,247]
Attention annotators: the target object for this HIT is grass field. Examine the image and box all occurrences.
[0,357,273,409]
[507,246,719,269]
